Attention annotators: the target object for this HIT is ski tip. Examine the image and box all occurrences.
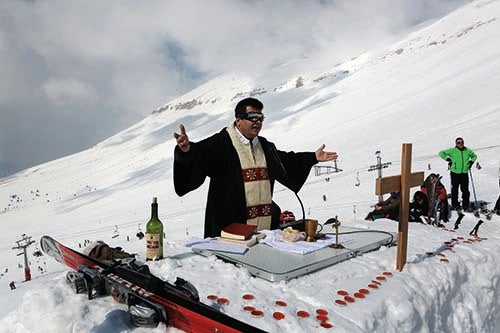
[40,236,64,263]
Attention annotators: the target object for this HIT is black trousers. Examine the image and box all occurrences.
[450,172,470,209]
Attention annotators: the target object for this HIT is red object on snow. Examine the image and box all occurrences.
[242,293,254,300]
[251,310,264,318]
[335,299,347,306]
[317,314,329,321]
[359,288,370,295]
[321,321,334,328]
[297,310,310,318]
[337,289,349,296]
[275,300,287,307]
[316,308,328,315]
[273,312,285,320]
[354,292,365,299]
[344,295,356,303]
[216,297,229,305]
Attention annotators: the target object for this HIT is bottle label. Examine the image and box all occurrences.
[146,232,162,259]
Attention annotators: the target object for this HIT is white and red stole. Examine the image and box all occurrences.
[227,125,272,230]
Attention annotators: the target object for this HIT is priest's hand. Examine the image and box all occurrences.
[315,144,337,162]
[174,124,191,152]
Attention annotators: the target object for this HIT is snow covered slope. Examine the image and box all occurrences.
[1,1,499,332]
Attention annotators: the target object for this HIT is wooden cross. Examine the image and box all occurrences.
[375,143,424,271]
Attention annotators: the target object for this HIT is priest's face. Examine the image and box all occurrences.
[236,106,264,139]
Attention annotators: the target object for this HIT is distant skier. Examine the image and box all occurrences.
[9,281,16,290]
[439,137,477,211]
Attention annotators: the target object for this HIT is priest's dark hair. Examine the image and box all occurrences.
[235,98,264,118]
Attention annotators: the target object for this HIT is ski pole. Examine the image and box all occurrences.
[469,169,479,211]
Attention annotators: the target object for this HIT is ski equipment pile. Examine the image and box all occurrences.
[40,236,268,333]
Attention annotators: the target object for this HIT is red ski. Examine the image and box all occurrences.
[40,236,268,333]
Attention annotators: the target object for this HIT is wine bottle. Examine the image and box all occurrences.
[145,197,164,260]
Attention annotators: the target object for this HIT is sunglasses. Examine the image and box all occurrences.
[241,112,265,123]
[456,141,464,144]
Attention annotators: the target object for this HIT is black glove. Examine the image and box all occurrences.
[468,160,474,170]
[446,158,452,168]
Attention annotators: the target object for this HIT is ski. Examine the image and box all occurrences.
[476,206,494,220]
[429,175,438,225]
[455,205,493,221]
[40,236,268,333]
[424,174,449,227]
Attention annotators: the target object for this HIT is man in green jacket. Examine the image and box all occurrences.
[439,137,477,211]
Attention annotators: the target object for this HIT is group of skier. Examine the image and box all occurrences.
[366,136,494,225]
[408,173,449,225]
[365,172,450,225]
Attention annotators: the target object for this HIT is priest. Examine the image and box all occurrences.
[173,98,337,238]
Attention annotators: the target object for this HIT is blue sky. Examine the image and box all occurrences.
[0,0,466,177]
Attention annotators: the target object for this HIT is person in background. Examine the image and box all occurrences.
[365,191,401,222]
[439,137,477,211]
[421,173,449,223]
[409,191,429,223]
[173,98,338,238]
[494,194,500,215]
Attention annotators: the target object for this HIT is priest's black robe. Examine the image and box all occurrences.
[174,127,318,238]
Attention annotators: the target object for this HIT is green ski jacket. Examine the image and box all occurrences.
[438,147,477,174]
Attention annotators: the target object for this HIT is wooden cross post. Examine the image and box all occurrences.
[375,144,424,271]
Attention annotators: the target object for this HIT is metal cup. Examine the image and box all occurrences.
[305,219,319,242]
